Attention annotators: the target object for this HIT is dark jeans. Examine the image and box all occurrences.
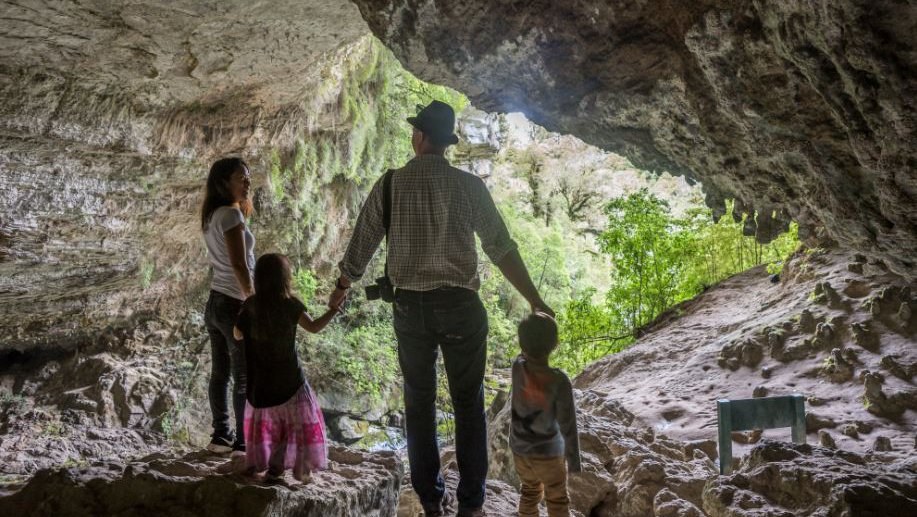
[205,290,246,443]
[393,287,489,511]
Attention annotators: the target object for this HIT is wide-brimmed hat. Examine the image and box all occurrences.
[407,100,460,146]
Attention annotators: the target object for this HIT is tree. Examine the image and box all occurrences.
[556,172,600,222]
[509,148,553,225]
[600,189,695,332]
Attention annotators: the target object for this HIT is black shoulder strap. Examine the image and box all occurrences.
[381,169,395,280]
[381,169,394,238]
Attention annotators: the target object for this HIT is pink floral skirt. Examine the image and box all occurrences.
[244,383,328,474]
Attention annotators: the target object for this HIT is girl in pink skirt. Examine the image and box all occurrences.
[232,253,343,482]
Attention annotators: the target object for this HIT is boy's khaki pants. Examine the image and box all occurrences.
[513,453,570,517]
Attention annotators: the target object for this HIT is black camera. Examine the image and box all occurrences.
[365,276,395,303]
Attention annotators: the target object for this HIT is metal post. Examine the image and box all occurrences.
[717,399,733,475]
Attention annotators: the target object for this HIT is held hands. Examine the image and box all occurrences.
[329,276,351,313]
[329,288,348,313]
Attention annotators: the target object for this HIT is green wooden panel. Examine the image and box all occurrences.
[716,394,805,475]
[725,395,801,431]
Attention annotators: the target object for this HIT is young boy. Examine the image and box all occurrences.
[511,312,581,517]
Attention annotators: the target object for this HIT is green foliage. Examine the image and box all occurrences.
[601,190,694,331]
[554,191,800,374]
[554,291,630,373]
[680,200,799,292]
[476,204,583,368]
[509,149,551,224]
[0,391,27,417]
[41,419,65,437]
[293,268,319,302]
[304,314,398,405]
[269,149,285,202]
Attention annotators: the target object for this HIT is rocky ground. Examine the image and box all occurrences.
[1,248,915,515]
[0,447,402,517]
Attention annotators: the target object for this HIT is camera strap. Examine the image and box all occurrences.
[381,169,394,278]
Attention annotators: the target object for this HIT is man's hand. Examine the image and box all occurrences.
[329,287,347,311]
[531,300,555,319]
[330,288,349,314]
[329,276,351,310]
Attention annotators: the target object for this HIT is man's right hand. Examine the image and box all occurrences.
[328,275,351,310]
[531,301,555,319]
[329,287,347,310]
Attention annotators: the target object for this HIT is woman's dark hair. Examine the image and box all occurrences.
[201,157,253,231]
[248,253,301,341]
[518,312,559,360]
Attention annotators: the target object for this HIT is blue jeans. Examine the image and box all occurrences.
[393,287,489,512]
[205,290,246,443]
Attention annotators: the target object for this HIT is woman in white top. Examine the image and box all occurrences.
[200,157,255,454]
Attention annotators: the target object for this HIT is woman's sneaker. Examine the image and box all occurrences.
[207,433,234,453]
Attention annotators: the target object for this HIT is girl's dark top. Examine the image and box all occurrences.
[236,295,306,408]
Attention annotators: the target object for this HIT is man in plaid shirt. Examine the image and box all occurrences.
[331,100,553,517]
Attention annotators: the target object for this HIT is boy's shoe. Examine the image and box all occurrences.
[231,441,246,457]
[456,508,485,517]
[206,433,234,453]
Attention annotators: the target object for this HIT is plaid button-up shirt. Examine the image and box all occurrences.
[339,154,517,291]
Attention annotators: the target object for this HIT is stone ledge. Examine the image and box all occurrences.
[0,447,403,517]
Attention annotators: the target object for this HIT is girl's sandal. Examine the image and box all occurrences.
[264,471,285,484]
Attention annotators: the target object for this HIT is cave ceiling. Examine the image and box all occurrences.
[0,0,370,152]
[351,0,916,276]
[0,0,915,280]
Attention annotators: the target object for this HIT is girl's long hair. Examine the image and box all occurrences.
[201,157,253,231]
[249,254,301,341]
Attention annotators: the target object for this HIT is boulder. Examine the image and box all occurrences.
[328,415,370,445]
[702,441,917,516]
[851,321,881,352]
[862,371,917,420]
[821,348,855,383]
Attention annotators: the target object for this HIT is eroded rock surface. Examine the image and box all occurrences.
[0,3,397,353]
[0,447,402,516]
[703,441,917,517]
[353,0,917,277]
[576,249,916,458]
[540,248,917,515]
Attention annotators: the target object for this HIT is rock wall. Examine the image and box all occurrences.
[0,38,387,352]
[352,0,917,277]
[0,2,410,475]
